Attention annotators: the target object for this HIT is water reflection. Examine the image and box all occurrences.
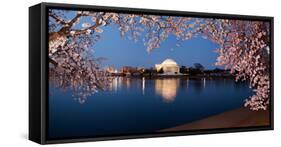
[108,77,233,103]
[125,78,131,89]
[179,77,190,91]
[193,78,205,93]
[109,77,188,103]
[109,77,118,92]
[50,76,253,138]
[155,78,180,103]
[203,78,206,88]
[109,77,146,95]
[142,77,145,95]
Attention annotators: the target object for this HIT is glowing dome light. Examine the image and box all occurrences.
[161,58,178,66]
[155,58,180,74]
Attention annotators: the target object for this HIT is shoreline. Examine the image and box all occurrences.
[160,107,270,132]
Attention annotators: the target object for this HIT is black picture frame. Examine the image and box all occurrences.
[29,2,274,144]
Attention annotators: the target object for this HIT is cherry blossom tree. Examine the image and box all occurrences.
[48,10,112,103]
[49,9,270,110]
[213,20,270,110]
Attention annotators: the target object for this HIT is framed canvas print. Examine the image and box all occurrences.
[29,2,274,144]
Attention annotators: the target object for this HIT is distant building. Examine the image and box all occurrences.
[155,59,180,74]
[121,66,138,74]
[137,67,145,73]
[105,66,116,73]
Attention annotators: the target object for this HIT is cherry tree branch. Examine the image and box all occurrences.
[49,11,67,25]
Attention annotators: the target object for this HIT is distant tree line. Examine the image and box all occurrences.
[114,63,232,77]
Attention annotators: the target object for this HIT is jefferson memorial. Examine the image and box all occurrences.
[155,59,180,75]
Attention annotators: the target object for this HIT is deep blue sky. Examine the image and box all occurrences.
[94,24,219,69]
[55,10,221,70]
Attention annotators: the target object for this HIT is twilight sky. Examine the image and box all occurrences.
[94,24,220,69]
[57,10,221,70]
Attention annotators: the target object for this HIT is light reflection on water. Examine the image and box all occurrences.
[108,77,213,103]
[109,77,183,102]
[155,78,180,103]
[142,77,145,95]
[49,76,253,139]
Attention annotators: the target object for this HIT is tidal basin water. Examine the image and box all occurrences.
[48,77,252,139]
